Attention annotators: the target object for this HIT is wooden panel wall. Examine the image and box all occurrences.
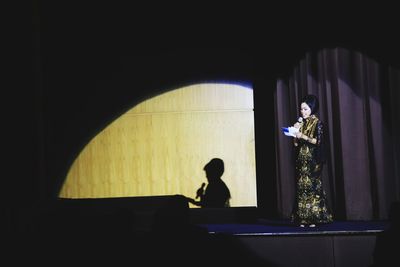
[59,83,257,207]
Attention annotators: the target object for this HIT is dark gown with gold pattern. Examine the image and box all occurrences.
[291,115,333,225]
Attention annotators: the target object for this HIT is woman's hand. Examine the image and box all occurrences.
[295,131,303,139]
[293,122,301,129]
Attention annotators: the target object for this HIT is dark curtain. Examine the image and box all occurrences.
[274,47,400,220]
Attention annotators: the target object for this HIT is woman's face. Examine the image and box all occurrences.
[300,102,312,119]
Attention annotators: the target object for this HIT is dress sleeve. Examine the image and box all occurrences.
[315,121,323,146]
[315,121,327,163]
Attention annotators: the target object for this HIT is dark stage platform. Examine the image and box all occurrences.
[201,219,388,236]
[198,220,390,267]
[28,197,394,267]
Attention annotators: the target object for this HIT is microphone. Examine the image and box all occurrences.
[297,117,303,123]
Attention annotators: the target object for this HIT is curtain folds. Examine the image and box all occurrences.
[274,48,400,220]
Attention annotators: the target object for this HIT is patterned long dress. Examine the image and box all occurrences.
[291,115,333,225]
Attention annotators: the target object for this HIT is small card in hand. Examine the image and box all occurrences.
[281,126,299,137]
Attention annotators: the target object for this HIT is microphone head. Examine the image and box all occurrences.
[298,117,303,123]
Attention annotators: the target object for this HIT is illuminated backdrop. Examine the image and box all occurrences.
[60,83,257,207]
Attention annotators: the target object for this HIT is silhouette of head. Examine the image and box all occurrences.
[203,158,224,182]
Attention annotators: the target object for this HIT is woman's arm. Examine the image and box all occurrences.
[298,133,317,144]
[295,121,323,145]
[294,125,319,145]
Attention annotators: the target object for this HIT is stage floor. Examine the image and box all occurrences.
[199,219,389,236]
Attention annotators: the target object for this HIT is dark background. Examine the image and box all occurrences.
[5,3,400,231]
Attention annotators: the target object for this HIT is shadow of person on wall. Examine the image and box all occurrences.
[186,158,231,208]
[371,201,400,267]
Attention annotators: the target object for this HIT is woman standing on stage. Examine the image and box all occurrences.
[291,94,333,227]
